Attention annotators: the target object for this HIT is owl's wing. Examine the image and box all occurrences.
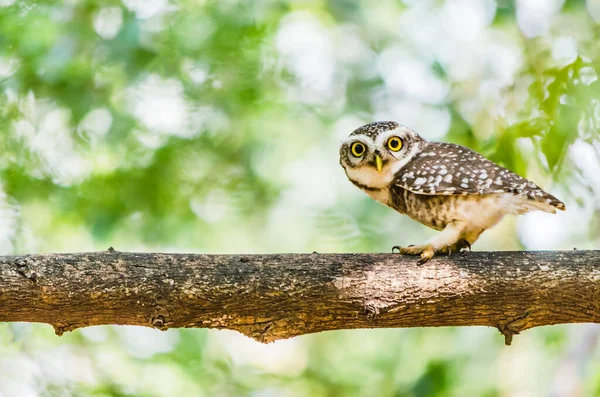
[394,142,565,210]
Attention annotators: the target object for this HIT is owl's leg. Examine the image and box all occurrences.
[393,221,467,265]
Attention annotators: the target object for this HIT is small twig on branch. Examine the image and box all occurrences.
[0,251,598,345]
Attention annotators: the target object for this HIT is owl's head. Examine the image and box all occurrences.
[339,121,425,189]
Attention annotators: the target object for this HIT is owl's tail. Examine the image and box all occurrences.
[508,192,566,215]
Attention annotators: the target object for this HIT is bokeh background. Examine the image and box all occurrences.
[1,0,600,395]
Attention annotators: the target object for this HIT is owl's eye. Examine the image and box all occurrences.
[387,136,403,152]
[351,142,366,157]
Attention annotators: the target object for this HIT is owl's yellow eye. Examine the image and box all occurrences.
[387,136,403,152]
[351,142,366,157]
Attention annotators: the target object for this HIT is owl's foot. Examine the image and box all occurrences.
[392,244,440,265]
[392,240,469,265]
[392,244,429,255]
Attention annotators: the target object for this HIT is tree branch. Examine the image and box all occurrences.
[0,250,597,345]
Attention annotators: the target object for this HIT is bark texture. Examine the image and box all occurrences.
[0,250,598,345]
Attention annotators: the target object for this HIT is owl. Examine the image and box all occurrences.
[339,121,565,264]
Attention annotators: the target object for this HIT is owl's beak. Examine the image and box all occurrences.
[375,155,383,173]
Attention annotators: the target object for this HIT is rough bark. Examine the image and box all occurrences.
[0,249,598,345]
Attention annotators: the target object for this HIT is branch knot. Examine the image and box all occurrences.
[15,257,38,283]
[497,313,530,345]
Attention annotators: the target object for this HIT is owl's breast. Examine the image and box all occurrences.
[390,185,457,230]
[391,186,512,232]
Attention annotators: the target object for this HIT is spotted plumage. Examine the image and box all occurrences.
[397,141,565,209]
[339,121,565,264]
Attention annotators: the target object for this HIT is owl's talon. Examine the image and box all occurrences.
[456,239,471,253]
[392,244,415,253]
[417,246,435,265]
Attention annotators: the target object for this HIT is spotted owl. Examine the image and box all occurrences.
[339,121,565,264]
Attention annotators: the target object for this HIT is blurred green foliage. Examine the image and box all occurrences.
[0,0,600,396]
